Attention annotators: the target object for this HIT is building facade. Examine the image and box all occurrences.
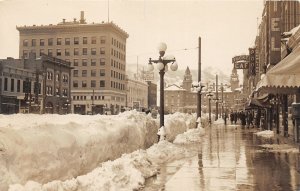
[17,11,129,115]
[126,77,148,111]
[164,67,240,115]
[0,54,72,114]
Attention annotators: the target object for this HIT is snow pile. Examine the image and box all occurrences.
[213,118,224,125]
[173,127,205,144]
[0,111,195,190]
[254,130,274,139]
[164,112,196,141]
[259,144,299,153]
[9,141,188,191]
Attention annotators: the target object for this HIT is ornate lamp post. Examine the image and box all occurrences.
[148,42,178,138]
[206,90,214,124]
[64,99,71,114]
[192,81,205,127]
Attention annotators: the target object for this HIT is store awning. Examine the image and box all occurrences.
[244,93,271,110]
[256,46,300,94]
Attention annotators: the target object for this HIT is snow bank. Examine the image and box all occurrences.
[213,118,224,125]
[254,130,274,139]
[9,141,189,191]
[173,127,205,144]
[0,111,195,190]
[259,144,299,153]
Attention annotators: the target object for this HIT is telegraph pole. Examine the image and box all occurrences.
[197,37,202,120]
[215,74,218,121]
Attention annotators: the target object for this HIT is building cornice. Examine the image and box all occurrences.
[16,22,129,39]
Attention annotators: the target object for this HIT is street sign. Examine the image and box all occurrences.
[234,62,249,69]
[143,72,154,81]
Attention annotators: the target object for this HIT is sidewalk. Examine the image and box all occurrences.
[144,123,300,191]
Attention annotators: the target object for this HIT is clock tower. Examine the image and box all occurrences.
[183,66,193,92]
[230,67,239,91]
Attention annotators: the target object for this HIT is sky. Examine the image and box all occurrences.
[0,0,264,77]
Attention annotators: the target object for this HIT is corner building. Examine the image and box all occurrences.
[17,12,129,114]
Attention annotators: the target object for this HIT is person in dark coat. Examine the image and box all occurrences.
[230,112,234,124]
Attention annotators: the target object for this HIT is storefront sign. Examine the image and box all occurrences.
[234,62,249,69]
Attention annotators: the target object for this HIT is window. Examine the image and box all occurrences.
[91,48,96,55]
[40,39,45,46]
[100,58,105,65]
[63,89,68,97]
[82,81,87,88]
[74,48,79,56]
[39,49,44,56]
[73,59,78,66]
[17,80,20,92]
[73,70,78,77]
[83,37,88,44]
[82,70,87,77]
[23,50,28,58]
[56,49,61,56]
[91,59,96,66]
[82,59,87,66]
[100,36,106,44]
[57,38,62,45]
[82,48,87,55]
[47,72,53,80]
[91,80,96,88]
[100,80,105,87]
[65,49,70,56]
[55,73,60,81]
[46,86,52,95]
[55,88,59,96]
[48,38,53,46]
[100,47,105,55]
[91,37,96,44]
[111,59,113,66]
[48,49,53,56]
[91,69,96,77]
[73,80,78,88]
[23,39,28,47]
[100,69,105,76]
[74,37,79,45]
[65,38,70,45]
[10,79,14,92]
[63,74,68,83]
[31,39,36,47]
[4,78,8,91]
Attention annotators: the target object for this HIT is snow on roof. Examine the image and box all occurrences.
[165,84,185,91]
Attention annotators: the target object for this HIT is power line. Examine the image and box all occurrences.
[127,46,198,58]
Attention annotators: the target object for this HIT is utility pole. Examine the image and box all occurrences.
[197,37,202,122]
[215,74,218,121]
[221,83,224,119]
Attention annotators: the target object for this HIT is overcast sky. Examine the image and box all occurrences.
[0,0,263,76]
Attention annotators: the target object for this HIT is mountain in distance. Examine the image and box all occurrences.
[126,63,232,86]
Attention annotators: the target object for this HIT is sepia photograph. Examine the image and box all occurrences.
[0,0,300,190]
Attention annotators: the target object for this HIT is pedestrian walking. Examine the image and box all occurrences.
[230,112,234,124]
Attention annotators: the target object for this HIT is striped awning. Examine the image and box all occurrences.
[256,46,300,94]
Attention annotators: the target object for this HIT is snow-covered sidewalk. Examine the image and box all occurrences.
[0,111,199,190]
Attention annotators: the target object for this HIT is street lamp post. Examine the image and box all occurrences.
[148,42,178,139]
[206,91,213,124]
[64,99,71,114]
[192,81,205,127]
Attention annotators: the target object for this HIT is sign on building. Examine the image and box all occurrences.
[249,48,256,75]
[132,101,140,111]
[268,1,281,65]
[234,62,249,69]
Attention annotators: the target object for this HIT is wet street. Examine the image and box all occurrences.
[145,124,300,191]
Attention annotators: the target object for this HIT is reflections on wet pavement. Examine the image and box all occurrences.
[144,125,300,191]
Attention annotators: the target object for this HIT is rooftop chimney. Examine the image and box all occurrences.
[80,11,86,24]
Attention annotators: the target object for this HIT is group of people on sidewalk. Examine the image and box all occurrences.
[229,111,255,128]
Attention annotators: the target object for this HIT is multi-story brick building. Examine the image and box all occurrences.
[17,11,129,114]
[125,77,148,111]
[164,67,240,115]
[0,54,72,114]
